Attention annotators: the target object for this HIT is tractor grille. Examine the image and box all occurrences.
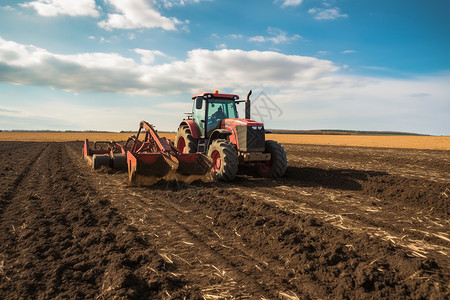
[235,125,265,152]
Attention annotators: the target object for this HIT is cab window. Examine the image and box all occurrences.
[206,100,238,133]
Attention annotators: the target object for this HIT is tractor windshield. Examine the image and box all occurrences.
[208,99,238,120]
[207,99,238,131]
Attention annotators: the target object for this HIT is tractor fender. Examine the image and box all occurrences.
[179,120,200,139]
[208,129,232,147]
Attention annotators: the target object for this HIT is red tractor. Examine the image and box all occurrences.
[175,90,287,181]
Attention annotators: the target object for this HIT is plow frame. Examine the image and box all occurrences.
[83,121,211,185]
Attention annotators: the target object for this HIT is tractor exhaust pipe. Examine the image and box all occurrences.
[245,90,252,119]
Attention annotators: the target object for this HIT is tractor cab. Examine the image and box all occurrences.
[192,92,239,138]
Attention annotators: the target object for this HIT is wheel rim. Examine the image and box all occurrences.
[211,150,221,171]
[177,137,186,153]
[259,159,272,173]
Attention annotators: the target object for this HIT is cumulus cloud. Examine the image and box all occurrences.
[316,50,328,56]
[20,0,99,17]
[0,106,25,117]
[98,0,180,31]
[249,27,301,44]
[267,74,450,134]
[0,37,338,95]
[0,37,142,94]
[134,49,167,64]
[0,5,16,11]
[160,0,212,8]
[279,0,303,7]
[228,34,244,39]
[308,7,348,20]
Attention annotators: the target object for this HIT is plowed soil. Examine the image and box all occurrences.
[0,141,448,299]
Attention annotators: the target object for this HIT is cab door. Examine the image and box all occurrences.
[192,97,206,137]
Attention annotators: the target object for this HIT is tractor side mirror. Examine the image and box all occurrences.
[195,97,203,109]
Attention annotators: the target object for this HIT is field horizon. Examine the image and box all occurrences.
[0,131,449,150]
[0,129,438,136]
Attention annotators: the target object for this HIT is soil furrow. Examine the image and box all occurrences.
[0,142,49,205]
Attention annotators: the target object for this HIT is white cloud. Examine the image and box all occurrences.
[316,50,328,56]
[228,34,244,39]
[0,106,27,118]
[160,0,212,8]
[341,50,356,54]
[134,49,167,64]
[308,7,348,20]
[0,37,338,95]
[248,36,265,43]
[98,0,180,31]
[267,74,450,134]
[87,36,111,43]
[1,5,16,11]
[249,27,301,44]
[280,0,303,8]
[20,0,99,17]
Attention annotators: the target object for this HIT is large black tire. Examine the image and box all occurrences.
[175,126,198,153]
[207,139,239,181]
[257,140,287,178]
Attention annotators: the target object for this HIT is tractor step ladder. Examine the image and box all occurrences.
[197,139,207,153]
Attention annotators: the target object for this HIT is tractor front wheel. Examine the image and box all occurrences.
[175,126,198,153]
[207,139,238,181]
[257,140,287,178]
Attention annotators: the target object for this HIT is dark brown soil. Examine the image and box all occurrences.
[0,141,448,299]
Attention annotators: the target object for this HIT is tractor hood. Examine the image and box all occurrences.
[223,118,264,128]
[223,118,266,152]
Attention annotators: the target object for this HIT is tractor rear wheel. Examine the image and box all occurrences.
[257,140,287,178]
[175,126,198,153]
[207,139,238,181]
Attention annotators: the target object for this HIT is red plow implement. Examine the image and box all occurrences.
[83,121,212,185]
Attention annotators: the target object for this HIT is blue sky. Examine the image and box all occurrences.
[0,0,449,135]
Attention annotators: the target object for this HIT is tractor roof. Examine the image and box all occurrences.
[192,92,239,100]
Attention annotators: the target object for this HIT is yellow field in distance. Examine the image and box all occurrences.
[0,132,449,150]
